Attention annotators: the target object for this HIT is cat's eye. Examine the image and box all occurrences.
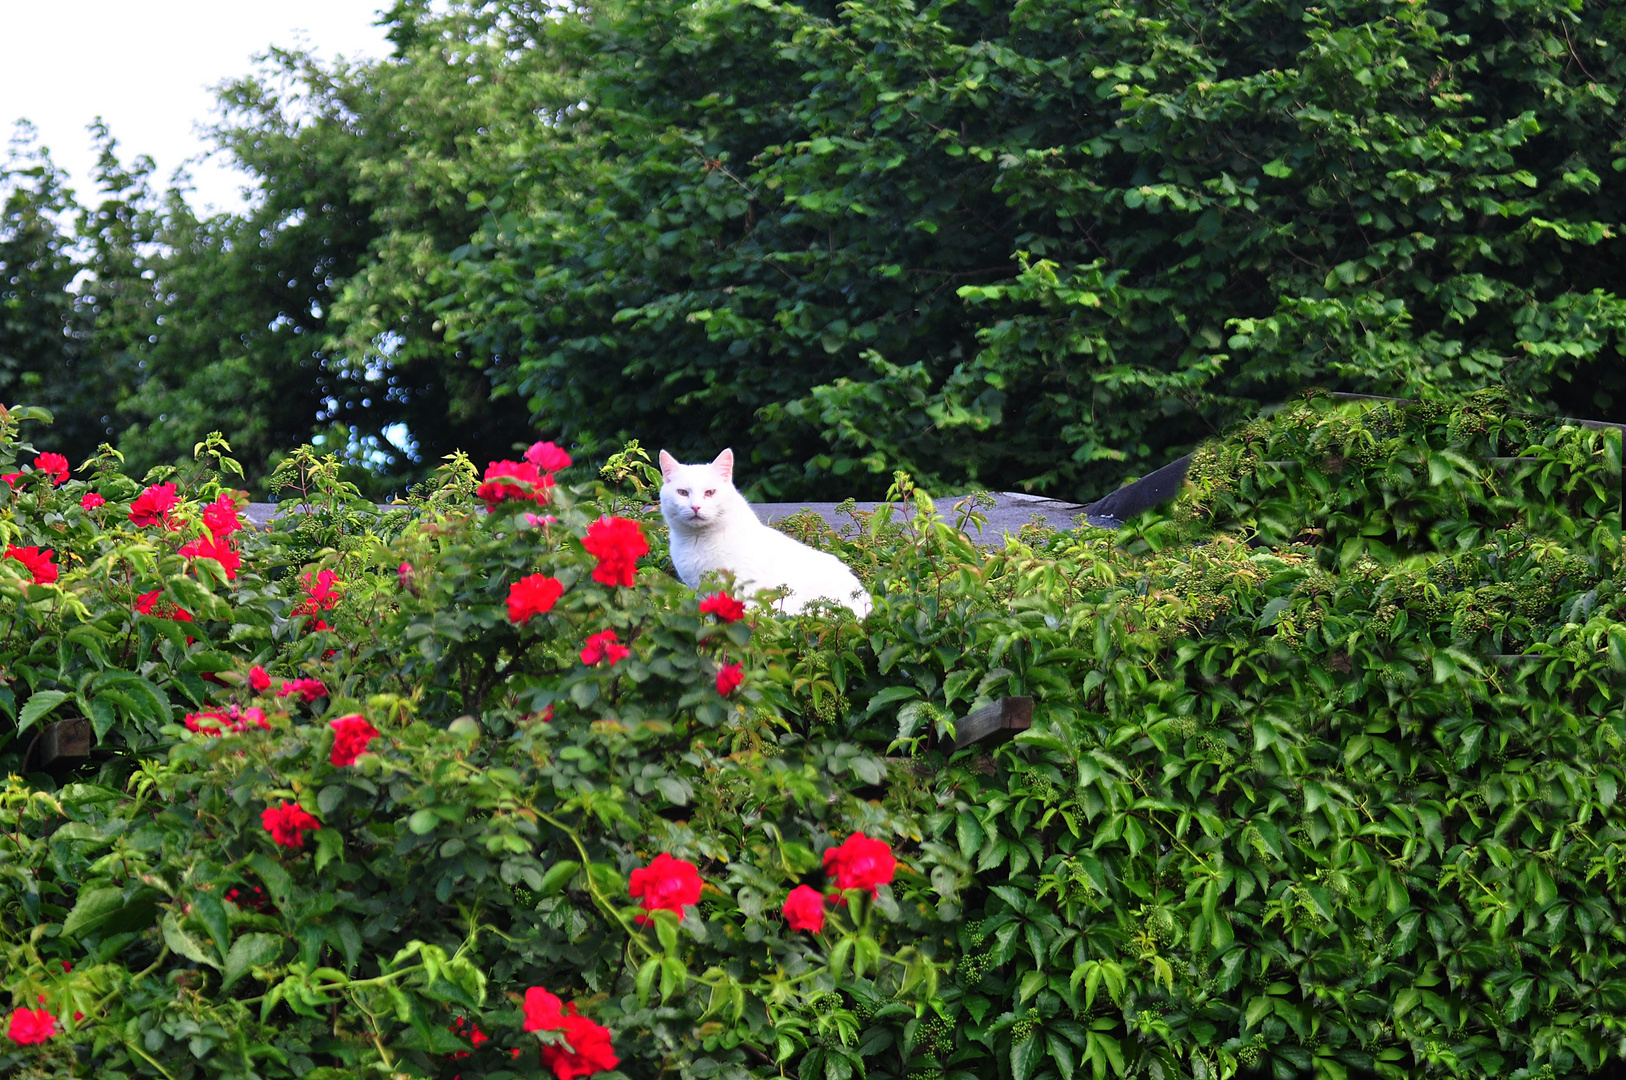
[704,489,716,497]
[676,488,689,496]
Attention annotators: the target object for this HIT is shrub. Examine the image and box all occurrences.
[1,393,1623,1080]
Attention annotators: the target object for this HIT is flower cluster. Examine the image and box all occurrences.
[329,715,381,766]
[781,885,826,933]
[628,852,703,924]
[184,706,270,737]
[134,590,193,642]
[581,516,648,588]
[823,833,897,898]
[524,440,573,473]
[277,678,328,702]
[178,533,242,580]
[128,482,179,528]
[523,987,619,1080]
[261,802,321,848]
[507,573,564,624]
[34,452,70,486]
[4,545,57,585]
[290,569,340,629]
[6,1005,56,1045]
[699,592,746,622]
[580,629,630,666]
[476,459,555,509]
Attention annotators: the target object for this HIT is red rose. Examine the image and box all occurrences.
[523,987,566,1032]
[202,493,242,538]
[6,1005,56,1045]
[34,452,69,485]
[184,706,268,736]
[823,833,897,898]
[627,852,703,924]
[522,988,619,1080]
[699,592,746,622]
[80,492,105,510]
[581,516,648,588]
[508,574,564,624]
[178,534,241,580]
[0,472,20,487]
[128,482,178,527]
[715,662,743,696]
[249,665,271,691]
[476,459,553,508]
[579,629,631,666]
[134,589,194,627]
[524,440,573,473]
[4,545,57,585]
[277,678,328,702]
[261,801,320,848]
[329,715,381,766]
[781,885,826,933]
[290,569,340,620]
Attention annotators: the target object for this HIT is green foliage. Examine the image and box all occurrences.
[1,394,1623,1079]
[13,0,1626,497]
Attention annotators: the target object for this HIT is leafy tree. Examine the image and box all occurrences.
[438,0,1626,498]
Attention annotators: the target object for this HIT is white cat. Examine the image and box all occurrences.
[658,449,873,618]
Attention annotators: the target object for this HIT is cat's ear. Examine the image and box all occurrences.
[659,450,679,481]
[711,448,734,482]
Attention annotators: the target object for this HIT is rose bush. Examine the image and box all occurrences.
[0,394,1624,1080]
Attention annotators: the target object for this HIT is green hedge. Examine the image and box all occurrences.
[0,393,1622,1080]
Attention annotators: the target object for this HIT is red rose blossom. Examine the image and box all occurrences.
[202,493,242,538]
[290,569,340,621]
[134,589,193,623]
[178,534,241,580]
[80,492,105,510]
[6,1005,56,1045]
[522,988,619,1080]
[581,516,648,588]
[249,665,271,691]
[4,545,57,585]
[0,472,20,487]
[329,715,381,766]
[524,440,573,473]
[507,574,564,624]
[627,852,703,924]
[184,706,269,737]
[261,801,320,848]
[128,482,179,527]
[579,629,630,666]
[34,452,70,485]
[782,885,826,933]
[823,833,897,898]
[715,662,743,696]
[476,459,553,508]
[277,678,328,702]
[699,592,746,622]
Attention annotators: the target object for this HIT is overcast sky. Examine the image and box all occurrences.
[0,1,392,214]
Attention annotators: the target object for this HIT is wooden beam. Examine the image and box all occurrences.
[948,696,1033,751]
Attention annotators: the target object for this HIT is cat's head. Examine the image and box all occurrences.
[658,448,742,530]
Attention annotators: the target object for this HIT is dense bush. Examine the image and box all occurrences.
[1,392,1623,1079]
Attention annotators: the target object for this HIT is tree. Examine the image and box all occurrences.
[437,0,1626,499]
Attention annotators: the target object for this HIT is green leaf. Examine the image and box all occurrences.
[18,689,69,734]
[163,912,222,970]
[224,933,285,990]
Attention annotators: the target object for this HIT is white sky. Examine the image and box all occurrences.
[0,1,392,215]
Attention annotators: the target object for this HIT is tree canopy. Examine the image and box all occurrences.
[5,0,1626,496]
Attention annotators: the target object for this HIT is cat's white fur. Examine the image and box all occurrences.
[658,448,872,618]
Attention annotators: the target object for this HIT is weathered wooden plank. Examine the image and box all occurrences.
[33,717,92,769]
[950,696,1033,751]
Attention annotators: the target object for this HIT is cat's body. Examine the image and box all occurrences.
[658,449,873,618]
